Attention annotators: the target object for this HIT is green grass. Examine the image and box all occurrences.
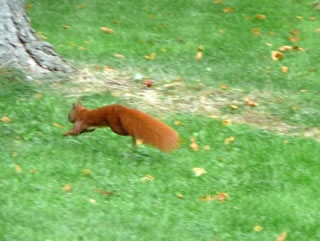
[1,0,320,240]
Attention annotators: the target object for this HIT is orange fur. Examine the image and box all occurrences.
[63,103,179,152]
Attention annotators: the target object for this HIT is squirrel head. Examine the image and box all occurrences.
[68,101,82,123]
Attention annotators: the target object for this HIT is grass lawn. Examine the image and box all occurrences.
[1,0,320,240]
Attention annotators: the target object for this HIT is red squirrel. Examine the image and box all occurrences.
[63,102,179,152]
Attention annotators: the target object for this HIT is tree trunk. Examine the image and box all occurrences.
[0,0,76,74]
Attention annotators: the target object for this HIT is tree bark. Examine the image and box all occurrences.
[0,0,76,74]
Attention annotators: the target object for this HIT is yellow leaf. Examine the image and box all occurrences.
[271,51,284,61]
[296,16,304,20]
[141,175,154,181]
[15,165,22,173]
[278,45,293,51]
[100,27,114,34]
[192,167,207,176]
[254,226,263,232]
[229,105,239,110]
[160,48,167,53]
[144,53,156,60]
[316,28,320,32]
[281,66,288,73]
[83,41,90,44]
[89,199,96,203]
[275,232,288,241]
[219,29,225,33]
[174,121,184,126]
[63,25,71,29]
[114,54,126,58]
[288,36,300,42]
[190,137,199,151]
[290,30,300,35]
[114,19,120,24]
[53,122,65,129]
[30,169,37,174]
[245,98,259,107]
[300,89,307,93]
[224,136,235,144]
[216,192,229,201]
[222,119,232,126]
[197,45,204,51]
[176,192,184,199]
[203,145,210,150]
[213,0,223,3]
[220,84,229,90]
[223,7,233,13]
[266,43,272,47]
[78,5,85,9]
[82,169,91,175]
[195,51,203,60]
[255,14,266,20]
[199,194,217,201]
[26,3,32,9]
[1,116,11,123]
[310,16,316,21]
[62,184,72,192]
[252,28,262,36]
[78,47,87,51]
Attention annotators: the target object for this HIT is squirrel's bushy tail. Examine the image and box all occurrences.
[118,106,179,152]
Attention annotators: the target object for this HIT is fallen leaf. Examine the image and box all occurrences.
[213,0,223,3]
[279,45,293,51]
[281,66,288,73]
[15,165,22,173]
[78,47,87,51]
[35,93,42,98]
[266,43,272,47]
[78,5,85,9]
[275,232,288,241]
[216,192,229,201]
[83,41,90,44]
[89,199,96,203]
[271,51,284,61]
[252,28,262,36]
[62,184,72,192]
[290,30,300,35]
[203,145,210,150]
[141,175,154,181]
[195,51,203,60]
[197,45,204,52]
[136,139,144,145]
[229,105,239,110]
[219,29,225,33]
[53,122,65,129]
[160,48,166,53]
[82,169,91,175]
[192,167,207,176]
[190,137,199,151]
[30,169,37,174]
[144,53,156,60]
[143,79,153,87]
[176,192,184,199]
[245,98,259,107]
[254,226,263,232]
[296,16,304,20]
[174,121,185,126]
[100,27,114,34]
[300,89,307,93]
[223,7,233,13]
[255,14,266,20]
[309,16,316,21]
[26,3,32,9]
[224,136,235,144]
[222,119,232,126]
[288,36,300,42]
[220,84,229,90]
[94,189,113,195]
[293,45,305,51]
[316,28,320,32]
[208,115,219,119]
[199,194,217,201]
[63,25,71,29]
[2,116,11,123]
[114,19,120,24]
[114,54,126,58]
[105,65,117,72]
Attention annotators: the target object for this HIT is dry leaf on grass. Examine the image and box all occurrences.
[144,53,156,60]
[53,122,65,129]
[224,136,235,144]
[245,98,258,107]
[176,192,184,199]
[279,46,293,51]
[223,7,233,13]
[62,184,72,192]
[203,145,210,150]
[200,192,229,202]
[229,105,239,110]
[1,116,11,123]
[288,36,300,42]
[114,54,125,58]
[15,165,22,173]
[190,137,199,151]
[220,84,229,90]
[141,175,154,181]
[271,51,284,61]
[281,66,288,73]
[222,119,232,126]
[100,27,114,34]
[254,226,263,232]
[174,121,185,126]
[195,51,203,60]
[94,189,113,195]
[82,169,91,175]
[252,28,262,36]
[275,232,288,241]
[255,14,266,19]
[192,168,207,176]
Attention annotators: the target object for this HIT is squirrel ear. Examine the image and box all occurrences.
[77,100,83,107]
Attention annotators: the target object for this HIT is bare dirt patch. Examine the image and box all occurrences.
[54,67,320,141]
